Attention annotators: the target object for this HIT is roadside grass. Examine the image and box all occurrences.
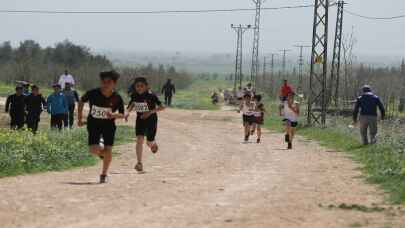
[167,80,232,110]
[0,126,134,178]
[0,83,53,97]
[264,104,405,204]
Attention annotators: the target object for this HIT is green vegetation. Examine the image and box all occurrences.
[0,82,53,97]
[168,80,232,110]
[0,126,134,178]
[264,107,405,204]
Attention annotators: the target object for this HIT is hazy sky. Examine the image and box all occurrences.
[1,0,404,56]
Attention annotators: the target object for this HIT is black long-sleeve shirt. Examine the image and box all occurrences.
[25,94,47,116]
[5,94,26,116]
[161,83,176,96]
[353,93,386,121]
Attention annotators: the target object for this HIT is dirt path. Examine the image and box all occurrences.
[0,108,404,228]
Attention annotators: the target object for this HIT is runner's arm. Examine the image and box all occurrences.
[77,101,85,126]
[5,96,11,113]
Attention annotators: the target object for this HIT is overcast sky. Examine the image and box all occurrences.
[1,0,404,56]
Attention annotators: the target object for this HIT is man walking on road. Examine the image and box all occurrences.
[25,85,47,134]
[63,83,79,128]
[58,70,75,89]
[47,84,68,130]
[161,79,175,106]
[353,85,385,145]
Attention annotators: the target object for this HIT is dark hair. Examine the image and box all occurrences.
[243,93,251,98]
[254,94,262,102]
[31,85,39,90]
[100,70,120,81]
[134,77,148,85]
[52,83,61,88]
[16,86,23,90]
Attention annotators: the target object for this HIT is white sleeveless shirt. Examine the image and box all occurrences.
[284,101,299,122]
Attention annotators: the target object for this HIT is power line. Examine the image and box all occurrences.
[0,4,315,15]
[344,9,405,20]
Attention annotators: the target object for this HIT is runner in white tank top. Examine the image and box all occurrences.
[284,92,300,149]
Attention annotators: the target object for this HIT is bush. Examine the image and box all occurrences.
[0,126,134,177]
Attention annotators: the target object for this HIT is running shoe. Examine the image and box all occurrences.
[99,175,108,184]
[257,138,261,144]
[135,162,143,172]
[244,135,249,142]
[151,143,159,154]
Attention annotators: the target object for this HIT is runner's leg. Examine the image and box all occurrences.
[101,146,113,175]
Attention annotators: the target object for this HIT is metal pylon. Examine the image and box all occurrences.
[328,1,345,108]
[251,0,264,87]
[307,0,330,126]
[231,24,251,92]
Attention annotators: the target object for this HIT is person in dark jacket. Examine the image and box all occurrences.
[5,86,26,130]
[25,85,47,133]
[47,84,68,130]
[161,79,176,106]
[353,85,386,145]
[62,82,79,128]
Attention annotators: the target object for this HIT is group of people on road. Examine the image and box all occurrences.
[237,80,300,149]
[5,70,79,133]
[77,71,165,183]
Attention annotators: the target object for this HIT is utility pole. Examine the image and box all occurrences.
[328,0,345,108]
[279,49,291,76]
[307,0,330,127]
[293,45,311,91]
[261,56,267,90]
[251,0,264,87]
[269,53,278,95]
[231,24,252,93]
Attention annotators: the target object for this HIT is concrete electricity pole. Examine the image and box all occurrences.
[279,49,291,76]
[231,24,252,92]
[293,45,311,91]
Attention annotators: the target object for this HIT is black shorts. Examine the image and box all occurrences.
[136,114,158,142]
[87,123,116,146]
[243,115,255,125]
[286,120,298,128]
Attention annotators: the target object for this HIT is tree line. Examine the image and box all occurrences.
[0,40,192,92]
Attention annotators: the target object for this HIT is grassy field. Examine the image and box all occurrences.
[0,126,134,178]
[166,79,233,110]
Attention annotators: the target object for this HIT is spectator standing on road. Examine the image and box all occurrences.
[58,70,75,89]
[161,79,176,106]
[47,84,68,130]
[25,85,47,134]
[5,85,26,130]
[63,83,79,128]
[353,85,386,145]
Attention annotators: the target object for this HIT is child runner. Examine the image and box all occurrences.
[5,85,26,130]
[284,92,300,149]
[253,94,266,143]
[125,77,165,172]
[47,84,68,130]
[78,71,125,183]
[238,93,255,142]
[25,85,47,134]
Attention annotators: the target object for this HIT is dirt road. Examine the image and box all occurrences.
[0,108,404,228]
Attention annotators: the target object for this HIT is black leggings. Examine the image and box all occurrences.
[10,114,25,130]
[64,105,75,128]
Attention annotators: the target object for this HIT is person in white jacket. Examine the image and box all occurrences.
[58,70,75,89]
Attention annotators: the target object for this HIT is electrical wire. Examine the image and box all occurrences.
[344,9,405,20]
[0,4,315,15]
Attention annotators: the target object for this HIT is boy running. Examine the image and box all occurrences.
[238,93,255,142]
[78,71,125,183]
[284,92,300,149]
[253,94,266,143]
[125,77,165,172]
[25,85,47,134]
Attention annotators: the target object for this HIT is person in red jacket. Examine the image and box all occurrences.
[279,80,294,116]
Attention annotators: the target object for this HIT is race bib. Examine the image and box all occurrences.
[91,106,112,119]
[133,102,150,113]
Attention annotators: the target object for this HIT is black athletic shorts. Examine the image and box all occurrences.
[286,120,298,128]
[243,114,255,125]
[87,123,116,146]
[136,114,158,142]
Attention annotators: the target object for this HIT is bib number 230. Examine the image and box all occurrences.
[91,106,112,119]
